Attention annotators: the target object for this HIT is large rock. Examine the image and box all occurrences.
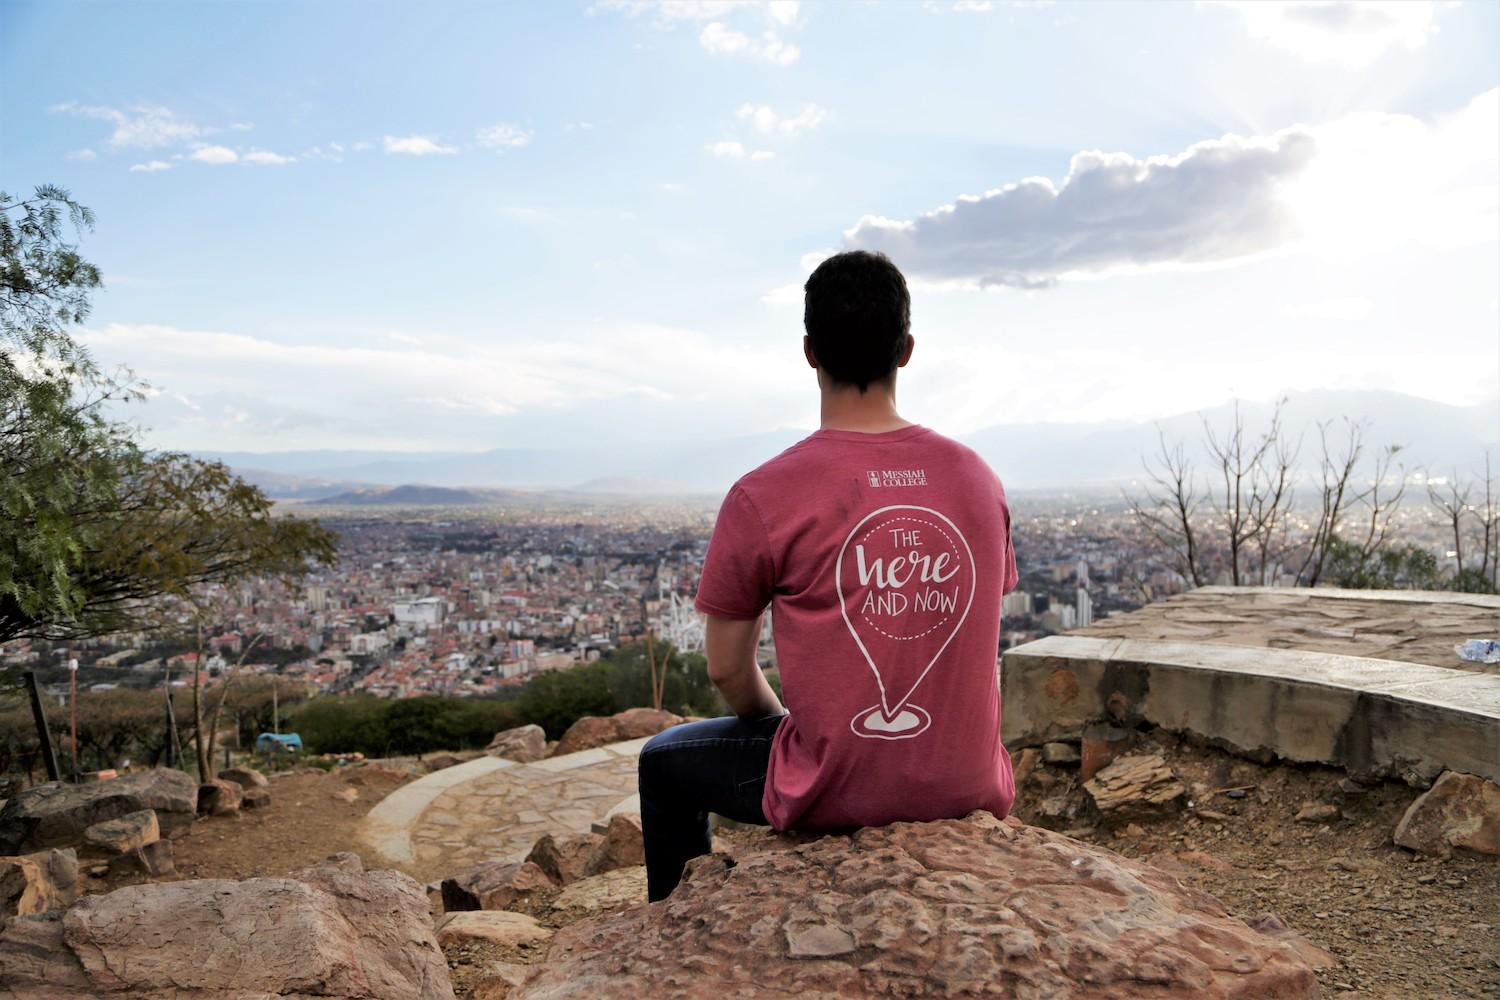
[1393,770,1500,858]
[517,811,1324,999]
[1083,752,1188,823]
[0,769,197,854]
[552,716,621,757]
[433,910,552,949]
[611,707,684,741]
[545,867,646,924]
[584,812,644,877]
[0,848,78,917]
[553,709,684,757]
[526,832,603,886]
[197,778,243,816]
[0,852,453,1000]
[217,765,269,788]
[441,860,554,912]
[83,809,159,856]
[488,724,548,763]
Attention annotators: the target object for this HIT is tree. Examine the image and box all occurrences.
[0,185,338,653]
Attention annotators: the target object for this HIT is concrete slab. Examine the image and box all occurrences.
[359,755,514,863]
[530,747,615,772]
[1194,585,1500,610]
[1001,636,1500,782]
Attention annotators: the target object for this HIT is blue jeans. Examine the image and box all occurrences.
[637,712,786,902]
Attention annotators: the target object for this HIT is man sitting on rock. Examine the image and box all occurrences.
[638,250,1022,902]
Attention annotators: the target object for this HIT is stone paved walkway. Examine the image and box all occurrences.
[359,738,645,883]
[1071,586,1499,674]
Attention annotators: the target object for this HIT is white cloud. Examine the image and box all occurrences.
[476,123,533,150]
[128,160,172,173]
[50,102,205,149]
[592,0,765,24]
[700,22,799,63]
[243,149,295,166]
[81,320,793,451]
[750,150,776,161]
[352,140,374,152]
[1282,297,1373,322]
[190,144,239,165]
[952,1,994,10]
[736,102,827,136]
[66,149,98,161]
[707,140,746,158]
[383,135,459,156]
[837,89,1498,290]
[841,126,1318,288]
[767,1,799,25]
[1212,1,1440,67]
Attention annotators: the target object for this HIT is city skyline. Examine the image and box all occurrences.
[5,0,1498,455]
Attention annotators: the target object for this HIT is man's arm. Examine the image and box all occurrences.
[705,613,784,719]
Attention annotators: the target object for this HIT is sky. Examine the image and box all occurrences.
[3,0,1498,455]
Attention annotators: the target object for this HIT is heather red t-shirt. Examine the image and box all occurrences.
[693,424,1019,832]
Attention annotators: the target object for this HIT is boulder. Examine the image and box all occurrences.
[1,848,79,917]
[545,867,646,924]
[217,765,269,788]
[108,838,174,877]
[552,716,621,757]
[517,812,1324,999]
[83,809,159,857]
[487,724,548,763]
[0,852,452,1000]
[242,785,272,809]
[611,707,684,741]
[433,910,553,949]
[0,769,197,854]
[1083,753,1187,823]
[441,860,554,912]
[0,856,49,917]
[423,753,465,774]
[526,832,603,886]
[197,778,243,816]
[1393,770,1500,858]
[1042,741,1081,765]
[1011,747,1039,788]
[584,812,644,877]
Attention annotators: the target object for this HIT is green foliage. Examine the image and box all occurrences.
[1325,536,1442,590]
[0,186,338,647]
[1449,566,1498,595]
[518,662,619,739]
[291,694,519,757]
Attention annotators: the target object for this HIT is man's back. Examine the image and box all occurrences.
[694,423,1019,831]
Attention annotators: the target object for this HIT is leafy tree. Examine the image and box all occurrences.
[518,661,619,738]
[0,186,338,652]
[1324,536,1441,591]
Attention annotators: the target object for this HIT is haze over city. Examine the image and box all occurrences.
[5,0,1497,484]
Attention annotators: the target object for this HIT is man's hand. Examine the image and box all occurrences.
[705,613,784,720]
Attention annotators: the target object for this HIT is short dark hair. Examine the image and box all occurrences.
[803,250,911,393]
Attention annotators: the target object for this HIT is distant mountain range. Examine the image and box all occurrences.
[201,389,1498,500]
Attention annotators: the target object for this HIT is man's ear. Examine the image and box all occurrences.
[897,333,915,368]
[803,335,819,369]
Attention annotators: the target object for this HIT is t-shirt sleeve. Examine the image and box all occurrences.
[694,484,776,620]
[1000,493,1020,597]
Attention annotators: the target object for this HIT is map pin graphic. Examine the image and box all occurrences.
[836,504,976,741]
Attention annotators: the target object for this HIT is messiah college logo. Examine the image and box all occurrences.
[866,469,928,488]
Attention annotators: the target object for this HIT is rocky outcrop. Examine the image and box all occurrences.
[217,765,269,788]
[526,832,603,886]
[83,809,159,857]
[553,709,683,757]
[583,812,643,877]
[0,848,78,918]
[488,724,549,763]
[517,811,1325,999]
[434,910,552,949]
[197,778,243,816]
[0,769,197,854]
[1082,752,1187,823]
[441,860,554,912]
[0,852,453,1000]
[1394,770,1500,857]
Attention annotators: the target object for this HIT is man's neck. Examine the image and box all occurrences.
[818,384,914,434]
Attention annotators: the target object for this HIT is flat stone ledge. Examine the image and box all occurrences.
[530,746,615,772]
[1001,635,1500,783]
[1193,584,1500,610]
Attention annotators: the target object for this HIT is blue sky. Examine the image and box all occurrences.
[4,0,1497,453]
